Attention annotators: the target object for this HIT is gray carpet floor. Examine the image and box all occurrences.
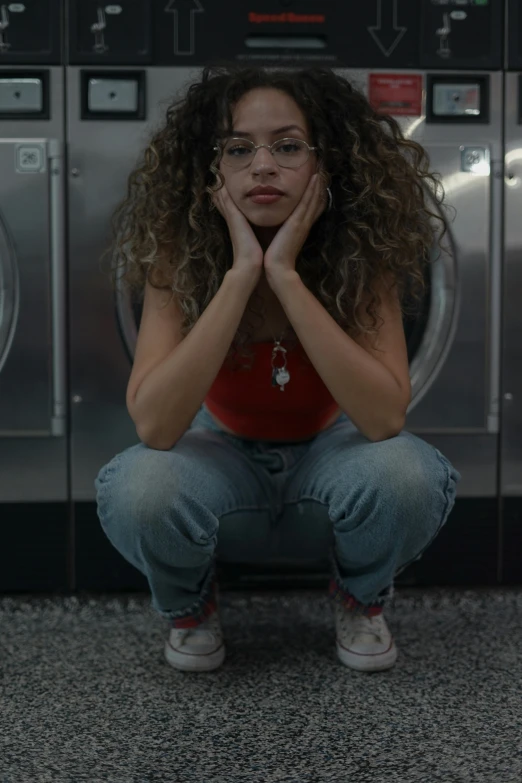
[1,586,521,783]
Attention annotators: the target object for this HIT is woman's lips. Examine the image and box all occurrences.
[248,194,283,204]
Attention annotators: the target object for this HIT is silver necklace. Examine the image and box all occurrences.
[270,326,291,391]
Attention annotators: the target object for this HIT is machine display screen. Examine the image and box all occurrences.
[432,83,481,117]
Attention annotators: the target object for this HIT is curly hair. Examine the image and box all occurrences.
[101,62,452,370]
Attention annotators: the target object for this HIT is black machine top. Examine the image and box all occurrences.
[508,0,522,69]
[0,0,511,70]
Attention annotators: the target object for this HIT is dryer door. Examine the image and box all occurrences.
[0,139,66,436]
[405,142,495,431]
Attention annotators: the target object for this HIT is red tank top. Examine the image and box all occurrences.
[204,340,341,440]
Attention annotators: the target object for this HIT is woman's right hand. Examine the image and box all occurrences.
[211,181,264,281]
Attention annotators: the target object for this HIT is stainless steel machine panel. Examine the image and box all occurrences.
[67,68,199,502]
[0,68,67,503]
[0,138,66,435]
[501,0,522,585]
[502,73,522,496]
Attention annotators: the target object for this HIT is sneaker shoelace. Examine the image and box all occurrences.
[338,609,386,644]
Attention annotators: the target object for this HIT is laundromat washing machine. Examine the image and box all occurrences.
[0,0,69,593]
[65,0,506,594]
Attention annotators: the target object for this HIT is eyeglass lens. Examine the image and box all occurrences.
[221,138,309,169]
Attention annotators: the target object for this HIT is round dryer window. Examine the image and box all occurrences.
[115,194,458,413]
[0,214,19,375]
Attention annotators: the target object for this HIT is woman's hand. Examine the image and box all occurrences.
[263,173,328,283]
[211,181,264,282]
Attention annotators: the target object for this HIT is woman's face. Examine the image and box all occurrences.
[217,87,319,228]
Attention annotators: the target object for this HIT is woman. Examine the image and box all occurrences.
[95,64,461,674]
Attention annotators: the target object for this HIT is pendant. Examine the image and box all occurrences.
[271,340,290,390]
[276,368,291,391]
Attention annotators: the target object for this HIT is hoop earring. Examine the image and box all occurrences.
[326,187,333,212]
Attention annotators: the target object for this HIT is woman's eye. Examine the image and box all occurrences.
[228,145,250,155]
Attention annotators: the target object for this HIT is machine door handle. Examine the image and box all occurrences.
[48,139,67,437]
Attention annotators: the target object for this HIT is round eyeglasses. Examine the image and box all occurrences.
[213,137,318,170]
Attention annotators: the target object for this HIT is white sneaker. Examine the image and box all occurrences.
[164,609,226,672]
[334,604,398,672]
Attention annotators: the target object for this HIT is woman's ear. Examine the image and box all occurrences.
[317,164,330,189]
[315,158,328,180]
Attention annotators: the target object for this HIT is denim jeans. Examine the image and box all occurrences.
[95,404,461,627]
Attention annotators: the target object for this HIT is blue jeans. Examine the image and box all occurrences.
[95,405,461,627]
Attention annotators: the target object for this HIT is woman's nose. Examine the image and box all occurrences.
[253,146,277,169]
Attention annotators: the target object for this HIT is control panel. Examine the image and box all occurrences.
[0,0,62,64]
[68,0,152,65]
[66,0,504,70]
[426,74,489,124]
[421,0,502,69]
[78,69,146,121]
[0,1,505,70]
[151,0,424,70]
[0,70,50,120]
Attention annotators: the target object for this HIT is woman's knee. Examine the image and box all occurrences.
[330,432,461,548]
[368,431,460,505]
[94,443,185,533]
[367,433,461,555]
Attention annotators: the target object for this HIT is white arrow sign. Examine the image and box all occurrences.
[368,0,407,58]
[165,0,204,56]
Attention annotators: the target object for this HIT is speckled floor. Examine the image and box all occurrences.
[1,586,521,783]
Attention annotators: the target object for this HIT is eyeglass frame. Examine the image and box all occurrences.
[212,137,319,169]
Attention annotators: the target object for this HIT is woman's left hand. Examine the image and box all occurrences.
[264,173,328,283]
